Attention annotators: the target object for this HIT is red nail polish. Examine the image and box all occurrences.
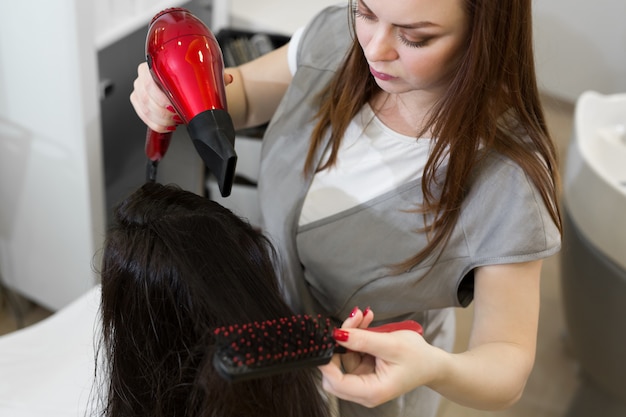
[349,306,359,318]
[166,105,176,113]
[166,125,177,131]
[363,306,371,317]
[173,115,183,123]
[333,329,350,342]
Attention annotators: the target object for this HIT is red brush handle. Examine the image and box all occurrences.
[365,320,423,335]
[332,320,423,354]
[145,128,173,162]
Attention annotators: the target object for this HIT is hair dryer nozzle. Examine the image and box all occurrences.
[188,110,237,197]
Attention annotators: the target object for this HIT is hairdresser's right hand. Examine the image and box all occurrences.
[130,62,234,133]
[130,63,178,133]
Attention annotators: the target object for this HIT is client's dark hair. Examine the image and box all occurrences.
[98,182,330,417]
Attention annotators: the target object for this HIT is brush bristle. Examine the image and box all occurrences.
[212,314,340,382]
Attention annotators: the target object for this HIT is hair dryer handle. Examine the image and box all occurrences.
[145,128,173,182]
[145,128,173,162]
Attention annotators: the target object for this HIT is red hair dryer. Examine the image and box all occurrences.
[145,8,236,197]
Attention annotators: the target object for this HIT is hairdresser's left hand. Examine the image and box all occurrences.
[320,261,543,410]
[320,308,441,407]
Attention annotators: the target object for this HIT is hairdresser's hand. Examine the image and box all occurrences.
[130,62,179,133]
[130,62,234,133]
[322,263,543,410]
[333,307,374,375]
[320,309,440,408]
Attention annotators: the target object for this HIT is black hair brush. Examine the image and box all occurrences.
[212,314,422,382]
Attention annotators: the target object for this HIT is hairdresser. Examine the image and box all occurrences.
[130,1,562,416]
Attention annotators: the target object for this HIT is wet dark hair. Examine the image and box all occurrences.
[98,182,330,417]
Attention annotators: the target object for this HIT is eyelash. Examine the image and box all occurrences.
[353,8,429,49]
[398,36,428,49]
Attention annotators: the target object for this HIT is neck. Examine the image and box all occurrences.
[370,91,439,137]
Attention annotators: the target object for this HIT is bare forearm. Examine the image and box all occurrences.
[225,43,292,130]
[428,341,535,410]
[224,67,249,129]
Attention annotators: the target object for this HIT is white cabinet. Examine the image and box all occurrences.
[0,1,104,310]
[0,0,200,310]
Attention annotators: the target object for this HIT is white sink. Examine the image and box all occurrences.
[564,91,626,270]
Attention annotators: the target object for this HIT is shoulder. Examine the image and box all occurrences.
[296,5,353,70]
[465,152,542,215]
[460,151,561,260]
[471,152,533,191]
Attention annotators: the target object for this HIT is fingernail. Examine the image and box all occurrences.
[333,329,350,342]
[349,306,359,318]
[166,125,177,131]
[173,115,183,123]
[166,105,176,113]
[363,306,371,317]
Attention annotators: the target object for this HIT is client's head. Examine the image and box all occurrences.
[99,182,329,417]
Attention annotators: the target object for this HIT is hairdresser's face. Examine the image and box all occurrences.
[355,0,468,99]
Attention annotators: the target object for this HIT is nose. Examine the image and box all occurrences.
[364,27,398,62]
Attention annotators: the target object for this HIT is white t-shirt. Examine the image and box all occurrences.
[288,31,431,226]
[298,103,431,225]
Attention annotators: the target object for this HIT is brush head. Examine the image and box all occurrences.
[213,314,341,382]
[212,316,423,382]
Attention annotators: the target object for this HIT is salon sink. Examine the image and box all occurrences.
[561,91,626,417]
[564,91,626,270]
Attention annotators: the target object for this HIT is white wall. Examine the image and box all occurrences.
[533,0,626,102]
[94,0,188,49]
[0,0,105,310]
[229,0,340,34]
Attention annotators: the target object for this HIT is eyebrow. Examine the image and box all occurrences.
[395,21,440,30]
[358,0,441,30]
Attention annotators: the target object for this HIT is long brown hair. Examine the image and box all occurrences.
[305,0,562,272]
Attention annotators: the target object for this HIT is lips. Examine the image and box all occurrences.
[369,66,396,81]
